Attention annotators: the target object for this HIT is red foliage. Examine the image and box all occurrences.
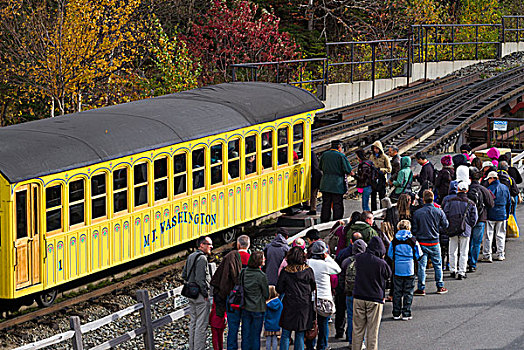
[182,0,300,84]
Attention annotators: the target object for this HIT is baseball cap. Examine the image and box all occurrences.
[487,171,498,179]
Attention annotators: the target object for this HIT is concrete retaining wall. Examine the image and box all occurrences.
[323,42,524,112]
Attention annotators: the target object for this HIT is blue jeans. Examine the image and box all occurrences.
[392,276,415,317]
[361,186,372,211]
[417,244,444,290]
[280,329,305,350]
[346,296,353,344]
[226,306,242,350]
[305,315,329,350]
[468,222,485,268]
[241,310,264,350]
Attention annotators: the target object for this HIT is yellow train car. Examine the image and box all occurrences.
[0,83,323,307]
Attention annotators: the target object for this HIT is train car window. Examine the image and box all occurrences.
[69,179,85,226]
[134,163,148,207]
[261,130,273,170]
[277,126,289,166]
[293,122,304,162]
[192,148,205,190]
[113,168,128,213]
[46,185,62,232]
[228,139,240,180]
[245,134,257,175]
[173,153,187,196]
[154,157,168,202]
[91,173,107,219]
[16,190,28,239]
[210,143,223,185]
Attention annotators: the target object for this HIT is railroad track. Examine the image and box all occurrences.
[312,72,481,152]
[382,65,524,155]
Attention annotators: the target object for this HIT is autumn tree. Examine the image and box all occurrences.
[0,0,143,117]
[182,0,300,84]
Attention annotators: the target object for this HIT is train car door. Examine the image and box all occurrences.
[14,184,41,289]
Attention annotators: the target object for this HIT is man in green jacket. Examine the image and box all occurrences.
[319,140,353,222]
[389,156,413,203]
[346,211,378,244]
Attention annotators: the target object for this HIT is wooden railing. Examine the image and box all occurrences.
[14,286,190,350]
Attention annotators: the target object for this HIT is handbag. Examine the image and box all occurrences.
[181,254,202,299]
[314,290,336,317]
[507,214,520,238]
[305,319,318,340]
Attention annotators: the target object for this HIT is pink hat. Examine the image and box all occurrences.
[487,147,500,160]
[292,238,306,249]
[440,155,452,166]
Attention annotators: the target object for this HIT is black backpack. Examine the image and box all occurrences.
[467,185,485,218]
[367,161,382,191]
[444,197,473,237]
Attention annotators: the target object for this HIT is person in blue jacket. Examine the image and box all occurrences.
[482,171,512,262]
[387,220,422,321]
[263,286,283,350]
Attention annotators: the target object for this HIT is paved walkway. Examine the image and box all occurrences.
[324,201,524,350]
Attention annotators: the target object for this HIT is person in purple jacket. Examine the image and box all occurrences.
[352,236,391,350]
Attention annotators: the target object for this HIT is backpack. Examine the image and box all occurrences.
[227,268,245,311]
[367,161,382,191]
[467,185,485,218]
[344,257,357,295]
[498,170,519,197]
[444,197,473,237]
[324,225,342,254]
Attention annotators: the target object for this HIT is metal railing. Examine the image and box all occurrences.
[230,16,523,98]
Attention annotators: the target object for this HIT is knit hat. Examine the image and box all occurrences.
[487,147,500,160]
[292,238,306,250]
[309,240,328,255]
[441,155,453,167]
[457,181,469,191]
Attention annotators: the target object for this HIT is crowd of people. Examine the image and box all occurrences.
[181,143,521,350]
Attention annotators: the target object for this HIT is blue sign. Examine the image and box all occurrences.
[493,120,508,131]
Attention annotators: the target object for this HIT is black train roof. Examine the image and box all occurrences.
[0,82,324,183]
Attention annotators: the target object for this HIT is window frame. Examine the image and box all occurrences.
[112,166,130,217]
[277,126,290,168]
[191,146,207,193]
[133,161,150,210]
[261,129,275,173]
[91,171,108,223]
[293,122,305,163]
[68,177,86,229]
[45,183,63,235]
[244,133,258,177]
[227,138,241,183]
[173,151,188,198]
[210,142,225,188]
[154,156,169,204]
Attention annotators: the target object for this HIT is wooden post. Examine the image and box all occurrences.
[136,289,156,350]
[69,316,84,350]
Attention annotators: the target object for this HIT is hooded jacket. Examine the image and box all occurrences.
[353,236,391,303]
[341,239,367,297]
[370,141,392,174]
[346,221,378,245]
[387,230,422,277]
[487,179,512,221]
[264,297,283,332]
[264,234,290,285]
[392,156,413,194]
[412,203,449,244]
[442,192,478,238]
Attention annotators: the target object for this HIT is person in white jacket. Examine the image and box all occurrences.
[306,241,341,350]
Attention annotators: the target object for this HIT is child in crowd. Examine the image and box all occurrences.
[387,220,422,321]
[209,300,227,350]
[264,286,283,350]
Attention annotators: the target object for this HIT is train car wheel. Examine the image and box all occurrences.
[35,289,58,307]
